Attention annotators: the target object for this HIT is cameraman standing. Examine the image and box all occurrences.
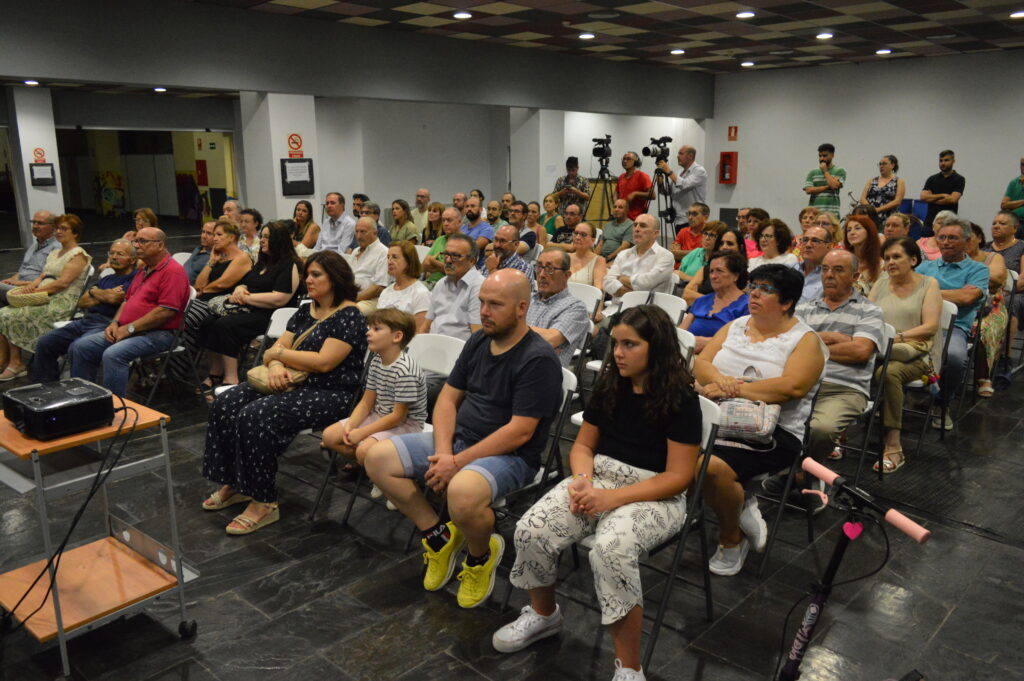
[656,145,707,233]
[553,156,591,216]
[616,151,653,221]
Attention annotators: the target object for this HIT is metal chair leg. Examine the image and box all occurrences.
[310,449,341,521]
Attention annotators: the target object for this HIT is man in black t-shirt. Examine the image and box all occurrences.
[920,149,966,234]
[548,204,581,251]
[365,269,562,609]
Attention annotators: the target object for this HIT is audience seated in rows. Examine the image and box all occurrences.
[749,219,798,270]
[599,198,634,263]
[462,196,494,267]
[677,220,725,287]
[389,199,420,244]
[315,192,357,254]
[694,264,826,576]
[0,213,92,381]
[567,222,606,289]
[364,270,562,608]
[422,201,445,247]
[291,199,320,254]
[65,228,190,397]
[421,232,484,341]
[182,221,215,284]
[197,221,302,395]
[201,251,368,534]
[422,208,465,286]
[966,222,1008,398]
[548,204,582,252]
[842,215,882,294]
[480,224,535,282]
[377,241,431,328]
[796,225,832,303]
[680,250,749,354]
[986,211,1024,348]
[670,201,708,261]
[351,217,390,315]
[238,209,262,263]
[684,226,746,306]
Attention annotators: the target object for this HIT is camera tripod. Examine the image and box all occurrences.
[586,157,616,233]
[653,168,676,248]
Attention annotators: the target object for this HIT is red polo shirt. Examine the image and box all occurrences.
[617,171,653,220]
[118,253,191,329]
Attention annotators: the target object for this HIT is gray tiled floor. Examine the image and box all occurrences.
[0,231,1022,680]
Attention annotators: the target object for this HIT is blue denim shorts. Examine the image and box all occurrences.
[390,431,536,503]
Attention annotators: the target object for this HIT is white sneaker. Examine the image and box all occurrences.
[611,658,646,680]
[492,604,563,653]
[930,409,953,431]
[739,497,768,552]
[370,484,383,499]
[708,538,750,576]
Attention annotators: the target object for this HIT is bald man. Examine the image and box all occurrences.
[365,269,562,610]
[351,216,389,315]
[656,145,707,232]
[1,210,59,305]
[411,188,431,232]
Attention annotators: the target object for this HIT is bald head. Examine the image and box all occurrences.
[355,216,378,248]
[485,269,531,303]
[31,210,56,241]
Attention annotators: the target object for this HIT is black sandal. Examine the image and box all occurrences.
[195,375,224,394]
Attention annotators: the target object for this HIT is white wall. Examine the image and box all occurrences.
[706,52,1023,233]
[6,87,64,246]
[315,98,506,215]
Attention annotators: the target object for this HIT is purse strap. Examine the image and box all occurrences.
[291,304,340,351]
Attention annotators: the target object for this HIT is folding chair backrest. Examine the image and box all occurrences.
[415,244,431,263]
[267,307,298,339]
[406,333,465,376]
[940,300,956,332]
[677,328,696,368]
[1005,268,1018,294]
[99,267,114,278]
[652,291,688,325]
[172,252,192,266]
[567,281,603,319]
[882,323,896,355]
[617,290,651,312]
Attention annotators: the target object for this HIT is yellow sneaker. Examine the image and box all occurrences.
[422,522,465,592]
[456,533,505,609]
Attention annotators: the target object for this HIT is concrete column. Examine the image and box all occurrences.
[238,92,318,221]
[5,87,64,247]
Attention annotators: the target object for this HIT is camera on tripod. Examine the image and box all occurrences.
[642,136,673,164]
[591,135,612,159]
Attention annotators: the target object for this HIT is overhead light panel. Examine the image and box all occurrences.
[816,32,833,40]
[579,32,596,40]
[153,87,168,92]
[1011,10,1024,19]
[875,48,892,55]
[24,80,39,86]
[453,11,472,19]
[670,49,685,55]
[740,61,755,67]
[736,11,755,19]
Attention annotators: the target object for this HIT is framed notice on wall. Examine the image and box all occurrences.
[29,163,56,187]
[280,158,314,196]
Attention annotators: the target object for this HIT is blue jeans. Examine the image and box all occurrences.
[30,315,112,384]
[939,326,970,407]
[68,329,176,397]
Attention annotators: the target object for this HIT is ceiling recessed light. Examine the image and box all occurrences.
[736,11,755,19]
[153,87,167,92]
[1010,10,1024,19]
[23,80,39,86]
[670,48,685,55]
[816,32,833,40]
[875,48,892,55]
[453,11,472,19]
[740,61,755,67]
[579,32,595,40]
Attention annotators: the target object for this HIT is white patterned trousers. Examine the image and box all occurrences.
[510,454,686,625]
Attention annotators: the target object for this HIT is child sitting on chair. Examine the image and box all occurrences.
[322,307,427,473]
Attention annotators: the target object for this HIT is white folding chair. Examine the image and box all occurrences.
[652,291,688,325]
[567,281,603,320]
[677,327,696,368]
[414,244,431,263]
[171,252,192,266]
[602,289,649,317]
[902,302,956,457]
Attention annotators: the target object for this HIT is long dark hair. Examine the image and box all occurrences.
[257,220,302,273]
[591,305,694,426]
[304,250,358,306]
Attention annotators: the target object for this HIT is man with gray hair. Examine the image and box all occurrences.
[30,238,141,383]
[527,248,590,367]
[421,232,484,341]
[779,249,885,496]
[1,210,59,305]
[917,215,989,430]
[315,192,356,253]
[352,200,391,250]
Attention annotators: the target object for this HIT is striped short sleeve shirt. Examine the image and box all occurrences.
[366,353,428,426]
[795,291,884,396]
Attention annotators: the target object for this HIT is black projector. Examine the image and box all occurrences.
[3,378,115,441]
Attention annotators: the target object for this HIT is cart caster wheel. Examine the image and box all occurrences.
[179,620,197,640]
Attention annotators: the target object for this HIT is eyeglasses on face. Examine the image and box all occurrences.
[132,238,160,245]
[749,282,779,296]
[535,263,569,274]
[701,230,718,237]
[759,232,776,240]
[800,237,828,246]
[687,210,701,216]
[440,252,469,261]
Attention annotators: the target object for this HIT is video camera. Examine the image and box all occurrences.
[642,136,673,164]
[591,135,612,159]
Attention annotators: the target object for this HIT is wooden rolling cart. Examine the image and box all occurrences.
[0,400,198,679]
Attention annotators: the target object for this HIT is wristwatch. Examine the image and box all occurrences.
[126,323,136,336]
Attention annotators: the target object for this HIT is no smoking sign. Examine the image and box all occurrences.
[287,133,303,158]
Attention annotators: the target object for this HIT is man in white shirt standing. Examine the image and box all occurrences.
[352,217,389,315]
[602,214,675,305]
[315,192,357,253]
[656,145,708,233]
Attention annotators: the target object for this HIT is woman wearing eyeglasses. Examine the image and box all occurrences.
[0,213,92,381]
[749,219,798,269]
[677,220,726,286]
[693,264,825,576]
[684,226,747,306]
[679,250,749,354]
[568,222,607,290]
